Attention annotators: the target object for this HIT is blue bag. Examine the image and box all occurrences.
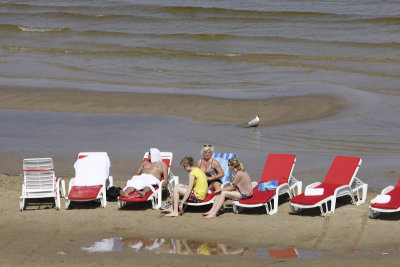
[258,180,278,191]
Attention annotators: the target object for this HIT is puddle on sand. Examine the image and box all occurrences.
[80,237,323,260]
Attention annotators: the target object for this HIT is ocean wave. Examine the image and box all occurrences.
[73,31,400,49]
[0,24,69,33]
[4,45,399,64]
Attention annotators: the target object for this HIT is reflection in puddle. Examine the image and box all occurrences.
[81,238,323,259]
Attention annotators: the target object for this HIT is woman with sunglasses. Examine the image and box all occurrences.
[197,144,224,192]
[203,157,253,219]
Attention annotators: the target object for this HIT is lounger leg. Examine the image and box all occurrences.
[369,209,379,219]
[60,180,66,198]
[353,184,368,205]
[289,204,301,214]
[233,204,239,214]
[19,197,25,211]
[267,195,278,215]
[65,199,70,210]
[55,194,61,210]
[100,187,107,208]
[118,200,122,210]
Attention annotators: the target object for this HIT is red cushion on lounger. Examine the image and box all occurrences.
[238,187,275,205]
[200,191,216,203]
[186,191,215,203]
[119,186,158,202]
[323,156,360,185]
[290,183,342,205]
[260,154,296,184]
[68,185,103,200]
[371,187,400,210]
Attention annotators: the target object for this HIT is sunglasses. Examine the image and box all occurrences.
[203,144,213,147]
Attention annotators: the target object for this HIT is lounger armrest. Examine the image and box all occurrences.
[334,184,351,194]
[21,182,26,196]
[68,178,76,195]
[169,175,179,186]
[382,185,395,195]
[306,182,321,189]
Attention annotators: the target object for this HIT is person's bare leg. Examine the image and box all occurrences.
[163,184,182,214]
[119,187,136,198]
[213,182,221,191]
[205,191,241,219]
[136,186,151,198]
[162,184,187,213]
[166,185,187,217]
[203,194,221,216]
[204,193,225,218]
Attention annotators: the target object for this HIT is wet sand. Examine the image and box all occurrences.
[0,85,348,127]
[2,174,400,266]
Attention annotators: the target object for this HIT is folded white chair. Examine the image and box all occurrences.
[20,158,65,211]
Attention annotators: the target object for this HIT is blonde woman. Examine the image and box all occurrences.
[197,144,224,191]
[204,157,253,219]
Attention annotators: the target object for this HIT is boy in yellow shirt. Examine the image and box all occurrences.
[163,156,207,217]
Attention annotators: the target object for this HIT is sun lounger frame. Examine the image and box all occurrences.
[289,157,367,216]
[65,152,113,209]
[118,152,179,210]
[232,155,302,215]
[369,184,400,218]
[20,158,65,211]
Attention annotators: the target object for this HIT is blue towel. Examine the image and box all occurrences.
[258,180,279,191]
[212,153,237,184]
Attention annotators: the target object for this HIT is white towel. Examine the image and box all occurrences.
[305,187,324,196]
[124,173,161,195]
[150,148,162,163]
[73,154,110,186]
[371,194,391,204]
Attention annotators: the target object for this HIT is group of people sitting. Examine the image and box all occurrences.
[119,145,253,219]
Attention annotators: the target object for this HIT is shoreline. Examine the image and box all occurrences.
[2,174,400,266]
[0,85,350,127]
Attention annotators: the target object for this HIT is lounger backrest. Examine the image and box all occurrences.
[396,176,400,188]
[23,158,55,193]
[212,153,237,184]
[260,154,296,184]
[323,156,361,185]
[78,152,108,159]
[143,151,172,178]
[74,152,111,186]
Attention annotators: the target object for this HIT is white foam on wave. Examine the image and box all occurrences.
[17,25,64,32]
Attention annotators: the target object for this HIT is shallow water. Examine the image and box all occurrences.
[1,99,399,189]
[80,237,324,259]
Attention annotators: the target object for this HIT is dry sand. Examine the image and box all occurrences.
[0,86,348,127]
[2,174,400,266]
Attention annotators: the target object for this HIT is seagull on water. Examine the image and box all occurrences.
[247,115,260,127]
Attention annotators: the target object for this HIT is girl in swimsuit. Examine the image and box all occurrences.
[197,144,225,191]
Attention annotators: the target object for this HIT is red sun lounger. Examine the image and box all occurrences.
[369,177,400,218]
[118,152,179,210]
[232,154,302,215]
[289,156,367,216]
[65,152,113,209]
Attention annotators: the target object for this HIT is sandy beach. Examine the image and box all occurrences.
[0,86,347,127]
[2,174,400,266]
[1,0,400,265]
